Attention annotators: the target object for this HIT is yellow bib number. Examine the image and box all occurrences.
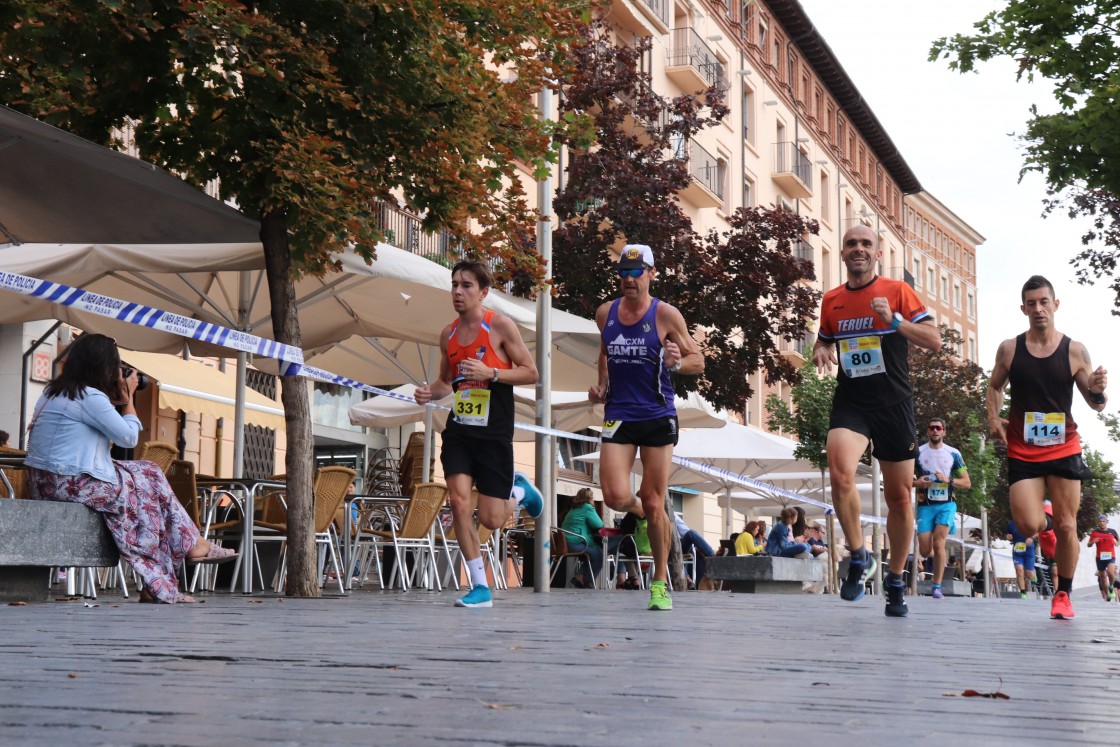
[1014,542,1027,553]
[454,388,491,427]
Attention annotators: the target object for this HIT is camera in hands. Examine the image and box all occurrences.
[120,366,150,392]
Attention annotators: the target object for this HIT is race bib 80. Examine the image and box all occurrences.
[838,336,885,378]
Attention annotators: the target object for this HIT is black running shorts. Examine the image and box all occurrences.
[829,396,918,462]
[1007,454,1093,486]
[600,415,679,447]
[439,432,514,498]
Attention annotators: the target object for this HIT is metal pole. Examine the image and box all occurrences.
[232,272,250,477]
[533,83,554,593]
[871,456,882,594]
[981,506,991,599]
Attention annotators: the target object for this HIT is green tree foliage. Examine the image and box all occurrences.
[765,361,835,472]
[932,2,1120,196]
[550,22,820,413]
[908,327,998,516]
[0,0,586,595]
[933,4,1120,313]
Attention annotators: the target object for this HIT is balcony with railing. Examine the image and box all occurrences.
[677,139,724,208]
[795,239,814,264]
[611,0,671,36]
[372,201,467,265]
[619,78,671,141]
[772,141,813,199]
[778,332,815,361]
[667,27,728,94]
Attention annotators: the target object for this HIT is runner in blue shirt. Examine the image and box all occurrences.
[1005,519,1037,599]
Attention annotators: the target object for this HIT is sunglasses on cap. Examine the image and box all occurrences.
[617,267,647,278]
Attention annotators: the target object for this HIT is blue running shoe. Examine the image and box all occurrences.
[840,551,877,602]
[454,584,492,608]
[513,471,543,519]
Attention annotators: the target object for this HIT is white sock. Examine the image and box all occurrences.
[511,485,525,502]
[467,557,488,588]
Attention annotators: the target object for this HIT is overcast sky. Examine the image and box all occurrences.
[797,0,1120,465]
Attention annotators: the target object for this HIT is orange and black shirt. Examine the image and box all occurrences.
[444,310,514,442]
[817,275,930,409]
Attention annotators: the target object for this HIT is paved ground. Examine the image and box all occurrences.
[1,584,1118,746]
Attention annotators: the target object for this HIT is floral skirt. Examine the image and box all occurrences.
[27,461,200,603]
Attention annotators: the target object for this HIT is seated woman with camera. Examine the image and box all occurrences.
[23,333,236,604]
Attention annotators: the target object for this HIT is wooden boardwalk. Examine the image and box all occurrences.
[1,585,1118,746]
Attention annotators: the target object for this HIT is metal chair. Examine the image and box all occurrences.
[550,527,596,588]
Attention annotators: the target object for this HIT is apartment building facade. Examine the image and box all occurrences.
[601,0,983,432]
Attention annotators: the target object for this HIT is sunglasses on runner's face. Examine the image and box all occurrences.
[618,268,647,278]
[928,425,944,431]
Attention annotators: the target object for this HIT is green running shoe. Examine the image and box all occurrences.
[648,580,672,611]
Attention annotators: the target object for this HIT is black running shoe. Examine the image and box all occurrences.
[884,583,909,617]
[840,552,877,602]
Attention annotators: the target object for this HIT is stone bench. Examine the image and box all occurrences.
[0,500,119,602]
[706,555,824,593]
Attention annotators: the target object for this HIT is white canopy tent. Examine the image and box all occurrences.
[348,385,726,442]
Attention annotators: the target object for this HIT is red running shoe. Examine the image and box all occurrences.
[1050,591,1075,620]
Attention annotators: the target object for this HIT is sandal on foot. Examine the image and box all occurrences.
[187,543,238,565]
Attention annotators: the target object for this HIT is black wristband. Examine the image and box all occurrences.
[1091,391,1106,405]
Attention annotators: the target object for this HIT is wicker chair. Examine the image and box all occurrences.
[166,458,241,591]
[238,466,355,593]
[355,482,447,591]
[136,441,178,473]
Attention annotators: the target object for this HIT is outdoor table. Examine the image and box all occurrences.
[195,477,286,594]
[343,494,409,589]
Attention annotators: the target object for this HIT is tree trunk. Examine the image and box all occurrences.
[665,493,686,590]
[261,209,319,597]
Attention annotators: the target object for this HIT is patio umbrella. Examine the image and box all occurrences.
[349,385,727,443]
[0,104,261,248]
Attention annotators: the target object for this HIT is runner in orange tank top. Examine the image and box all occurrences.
[414,260,539,609]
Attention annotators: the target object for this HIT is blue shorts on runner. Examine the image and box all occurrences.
[1012,550,1036,572]
[916,501,956,535]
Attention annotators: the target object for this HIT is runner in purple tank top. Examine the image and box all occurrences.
[589,244,704,611]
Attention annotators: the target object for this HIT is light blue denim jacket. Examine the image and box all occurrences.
[24,387,142,485]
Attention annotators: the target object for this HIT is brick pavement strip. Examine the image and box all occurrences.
[1,587,1119,746]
